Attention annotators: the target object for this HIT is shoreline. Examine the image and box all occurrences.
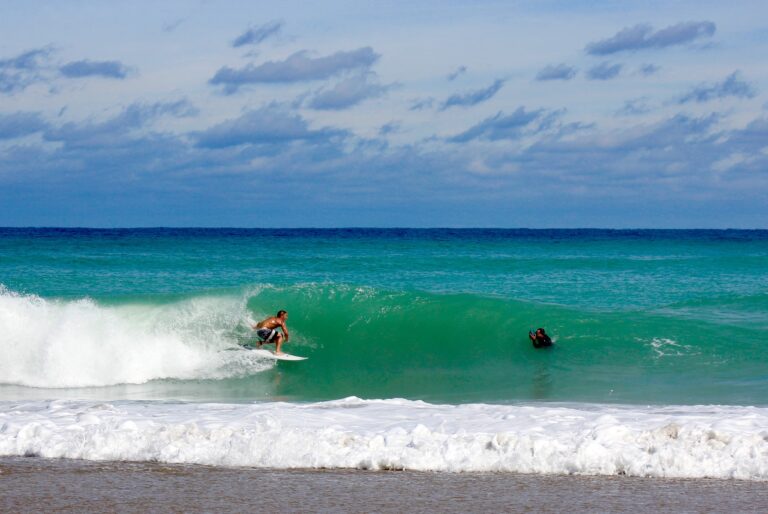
[2,457,768,513]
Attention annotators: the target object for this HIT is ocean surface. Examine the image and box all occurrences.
[1,228,767,479]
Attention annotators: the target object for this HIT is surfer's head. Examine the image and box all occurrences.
[277,310,288,319]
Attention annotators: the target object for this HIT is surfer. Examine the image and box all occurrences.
[253,310,290,355]
[529,328,553,349]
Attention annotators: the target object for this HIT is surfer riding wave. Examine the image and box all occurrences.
[253,310,290,355]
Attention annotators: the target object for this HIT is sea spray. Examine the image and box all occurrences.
[0,287,273,387]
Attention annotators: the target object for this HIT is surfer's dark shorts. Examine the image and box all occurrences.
[256,328,277,342]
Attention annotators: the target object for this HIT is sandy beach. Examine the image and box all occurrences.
[2,457,768,513]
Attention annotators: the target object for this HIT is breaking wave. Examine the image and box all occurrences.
[1,398,767,480]
[0,286,271,387]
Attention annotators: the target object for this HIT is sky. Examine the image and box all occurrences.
[0,0,767,228]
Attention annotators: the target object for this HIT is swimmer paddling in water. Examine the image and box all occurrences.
[529,328,553,348]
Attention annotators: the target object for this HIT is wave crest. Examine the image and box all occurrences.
[0,286,271,387]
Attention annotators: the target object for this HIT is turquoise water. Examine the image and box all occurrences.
[1,228,767,405]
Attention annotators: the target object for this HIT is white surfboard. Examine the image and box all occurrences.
[247,348,308,361]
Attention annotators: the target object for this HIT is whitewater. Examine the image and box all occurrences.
[0,286,269,388]
[2,398,768,479]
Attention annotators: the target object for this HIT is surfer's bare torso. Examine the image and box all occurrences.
[256,316,286,331]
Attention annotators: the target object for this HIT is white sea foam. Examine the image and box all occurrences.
[1,398,768,479]
[646,337,698,358]
[0,287,272,387]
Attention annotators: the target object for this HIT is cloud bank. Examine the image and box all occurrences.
[0,47,53,94]
[447,66,467,81]
[308,73,392,110]
[616,97,652,116]
[60,60,130,79]
[0,112,48,139]
[587,62,622,80]
[449,107,558,142]
[639,64,660,76]
[678,71,756,104]
[586,21,716,55]
[440,79,505,110]
[43,100,197,147]
[536,64,577,81]
[209,47,380,93]
[232,21,283,48]
[1,2,766,227]
[194,104,346,148]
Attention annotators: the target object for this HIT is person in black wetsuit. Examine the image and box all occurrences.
[529,328,553,348]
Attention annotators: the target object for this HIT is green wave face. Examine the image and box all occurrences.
[245,284,768,404]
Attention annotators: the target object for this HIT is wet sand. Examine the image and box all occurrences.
[2,457,767,513]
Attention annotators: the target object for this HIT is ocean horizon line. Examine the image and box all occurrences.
[2,226,767,232]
